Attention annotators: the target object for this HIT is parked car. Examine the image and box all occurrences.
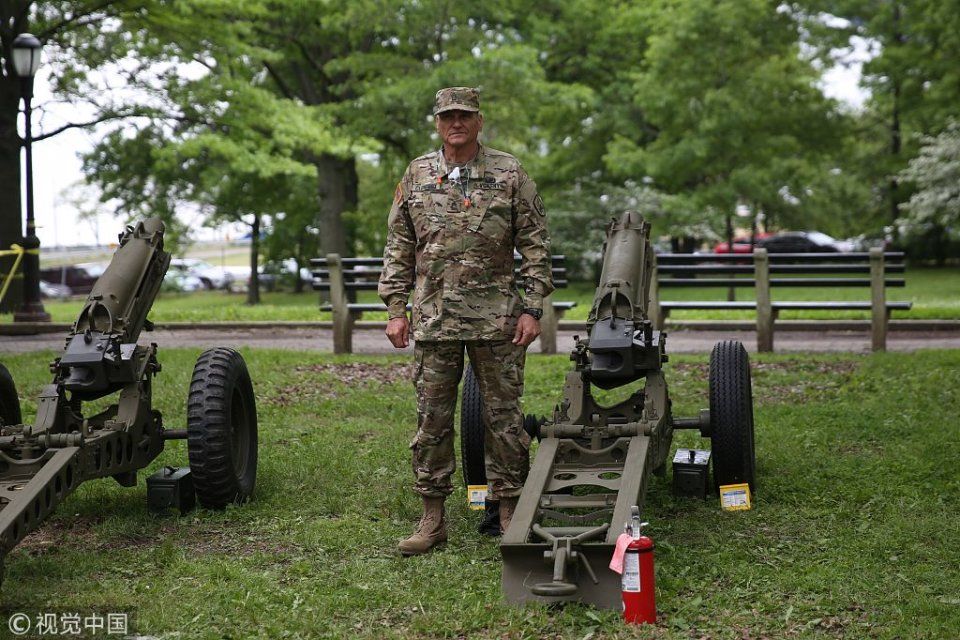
[757,231,855,253]
[39,280,72,299]
[713,232,774,254]
[40,263,104,295]
[169,258,235,290]
[162,271,206,292]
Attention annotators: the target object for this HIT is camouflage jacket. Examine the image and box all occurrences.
[378,144,554,341]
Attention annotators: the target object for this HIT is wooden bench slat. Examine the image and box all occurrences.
[658,264,905,274]
[656,251,905,262]
[772,301,912,310]
[658,278,905,288]
[660,301,757,309]
[660,301,913,310]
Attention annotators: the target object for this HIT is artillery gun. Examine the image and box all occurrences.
[460,211,756,608]
[0,218,258,584]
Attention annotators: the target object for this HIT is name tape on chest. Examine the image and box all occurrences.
[412,179,506,193]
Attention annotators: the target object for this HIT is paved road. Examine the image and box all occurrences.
[2,326,959,355]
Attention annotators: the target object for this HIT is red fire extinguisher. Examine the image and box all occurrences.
[622,509,656,624]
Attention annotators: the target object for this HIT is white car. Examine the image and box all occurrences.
[163,271,206,292]
[40,280,72,299]
[169,258,235,290]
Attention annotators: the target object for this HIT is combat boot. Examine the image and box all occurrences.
[398,496,447,556]
[500,496,519,535]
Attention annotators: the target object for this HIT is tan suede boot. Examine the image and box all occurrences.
[398,496,447,556]
[499,496,519,535]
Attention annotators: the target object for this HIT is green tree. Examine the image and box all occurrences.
[0,1,168,311]
[606,0,843,240]
[84,0,589,283]
[798,0,960,228]
[897,123,960,263]
[85,69,335,303]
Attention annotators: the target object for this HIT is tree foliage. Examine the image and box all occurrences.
[899,124,960,228]
[896,123,960,263]
[607,0,843,228]
[3,0,958,311]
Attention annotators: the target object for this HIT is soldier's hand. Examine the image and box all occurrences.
[513,314,541,347]
[386,316,410,349]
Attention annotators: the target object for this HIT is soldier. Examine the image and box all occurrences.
[378,87,554,556]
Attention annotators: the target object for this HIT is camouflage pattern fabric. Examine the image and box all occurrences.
[433,86,480,114]
[411,339,530,499]
[378,144,554,342]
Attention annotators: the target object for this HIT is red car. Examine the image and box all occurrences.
[713,232,773,254]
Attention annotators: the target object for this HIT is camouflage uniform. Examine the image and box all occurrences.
[379,91,553,500]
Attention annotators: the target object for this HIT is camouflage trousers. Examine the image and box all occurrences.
[411,339,530,500]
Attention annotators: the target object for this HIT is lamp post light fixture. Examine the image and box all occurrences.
[12,32,50,323]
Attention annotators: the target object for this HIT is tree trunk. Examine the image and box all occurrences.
[314,153,357,302]
[247,214,261,305]
[0,71,22,313]
[888,78,902,226]
[314,153,356,257]
[293,228,306,294]
[889,3,904,229]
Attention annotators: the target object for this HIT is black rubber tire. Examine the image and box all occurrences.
[187,348,258,508]
[460,363,487,486]
[708,340,756,493]
[0,363,21,427]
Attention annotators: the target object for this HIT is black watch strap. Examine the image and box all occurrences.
[521,308,543,320]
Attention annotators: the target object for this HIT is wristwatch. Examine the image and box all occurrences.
[521,308,543,320]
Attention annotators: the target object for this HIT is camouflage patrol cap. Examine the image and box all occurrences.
[433,87,480,115]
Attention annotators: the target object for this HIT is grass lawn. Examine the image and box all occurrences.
[6,265,959,325]
[2,347,958,638]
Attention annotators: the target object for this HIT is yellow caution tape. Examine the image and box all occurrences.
[0,244,28,306]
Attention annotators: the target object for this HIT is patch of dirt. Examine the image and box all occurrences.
[669,360,859,405]
[17,514,104,555]
[295,362,416,385]
[835,440,884,456]
[751,360,859,404]
[16,515,302,560]
[266,362,417,405]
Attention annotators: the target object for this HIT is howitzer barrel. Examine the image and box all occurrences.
[585,212,662,387]
[74,218,169,344]
[587,211,653,329]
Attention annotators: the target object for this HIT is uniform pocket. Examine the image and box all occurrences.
[411,202,446,238]
[473,194,511,241]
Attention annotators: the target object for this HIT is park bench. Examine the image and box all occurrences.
[311,254,576,354]
[649,248,911,352]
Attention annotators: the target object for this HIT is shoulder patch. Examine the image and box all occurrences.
[533,194,545,216]
[394,182,404,204]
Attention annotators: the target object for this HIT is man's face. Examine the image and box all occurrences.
[435,110,483,149]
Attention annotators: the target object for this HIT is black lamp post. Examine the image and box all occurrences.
[12,33,50,323]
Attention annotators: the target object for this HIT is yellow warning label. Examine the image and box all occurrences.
[467,485,488,511]
[719,483,752,511]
